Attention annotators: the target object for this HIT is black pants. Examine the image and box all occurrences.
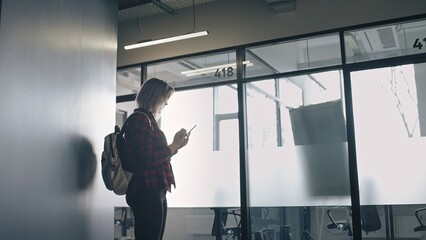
[126,185,168,240]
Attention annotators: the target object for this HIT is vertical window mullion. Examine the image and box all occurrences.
[340,30,363,239]
[237,47,251,240]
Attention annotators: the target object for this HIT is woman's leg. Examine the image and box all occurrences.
[158,192,167,240]
[126,188,166,240]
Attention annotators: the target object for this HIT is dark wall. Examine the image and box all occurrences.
[0,0,118,239]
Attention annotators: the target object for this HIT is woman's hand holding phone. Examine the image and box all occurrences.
[185,124,197,138]
[169,125,196,154]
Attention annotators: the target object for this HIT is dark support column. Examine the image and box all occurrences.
[339,31,362,239]
[389,206,395,240]
[237,47,251,240]
[385,205,390,239]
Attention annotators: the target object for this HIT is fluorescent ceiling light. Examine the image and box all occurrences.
[124,31,209,50]
[182,61,253,77]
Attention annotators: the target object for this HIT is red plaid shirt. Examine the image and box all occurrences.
[122,108,175,192]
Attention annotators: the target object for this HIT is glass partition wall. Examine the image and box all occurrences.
[245,34,352,240]
[116,15,426,240]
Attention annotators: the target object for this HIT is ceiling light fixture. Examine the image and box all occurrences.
[124,0,208,50]
[181,61,253,77]
[124,30,209,50]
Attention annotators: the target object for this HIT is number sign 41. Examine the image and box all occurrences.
[413,37,426,50]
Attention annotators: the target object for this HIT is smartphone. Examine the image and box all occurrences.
[186,124,197,137]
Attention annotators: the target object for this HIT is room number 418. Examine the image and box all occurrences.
[215,67,234,78]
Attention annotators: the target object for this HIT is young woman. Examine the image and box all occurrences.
[122,78,189,240]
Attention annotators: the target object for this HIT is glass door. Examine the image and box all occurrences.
[246,70,353,240]
[350,62,426,239]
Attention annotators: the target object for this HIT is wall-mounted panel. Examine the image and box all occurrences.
[0,0,118,239]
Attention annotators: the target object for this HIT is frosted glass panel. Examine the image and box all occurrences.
[351,63,426,205]
[248,145,350,207]
[160,86,240,208]
[247,70,351,207]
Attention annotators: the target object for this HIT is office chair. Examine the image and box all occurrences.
[211,208,242,240]
[414,207,426,232]
[326,207,353,237]
[326,206,381,236]
[114,207,134,239]
[360,205,381,234]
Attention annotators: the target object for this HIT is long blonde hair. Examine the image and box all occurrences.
[136,78,174,117]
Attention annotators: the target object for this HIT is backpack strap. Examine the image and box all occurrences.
[137,111,153,131]
[120,111,153,136]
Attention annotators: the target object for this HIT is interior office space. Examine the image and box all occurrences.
[1,0,426,240]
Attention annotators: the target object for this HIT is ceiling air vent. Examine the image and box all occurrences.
[377,27,398,49]
[265,0,296,13]
[357,26,400,53]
